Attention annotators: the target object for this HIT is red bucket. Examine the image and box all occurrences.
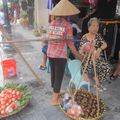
[1,59,16,78]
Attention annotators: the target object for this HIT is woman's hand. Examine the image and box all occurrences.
[68,42,84,61]
[93,48,101,59]
[78,54,84,61]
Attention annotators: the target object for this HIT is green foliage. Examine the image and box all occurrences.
[21,10,28,18]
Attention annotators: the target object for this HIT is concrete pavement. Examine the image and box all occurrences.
[1,24,120,120]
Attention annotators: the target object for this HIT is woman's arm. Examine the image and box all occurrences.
[99,41,107,50]
[68,43,83,61]
[97,34,107,52]
[66,25,83,61]
[95,36,107,59]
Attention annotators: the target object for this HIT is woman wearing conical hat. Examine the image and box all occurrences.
[47,0,83,106]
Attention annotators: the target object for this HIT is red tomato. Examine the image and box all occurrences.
[6,103,10,107]
[10,102,16,109]
[12,98,16,102]
[8,89,12,93]
[1,91,5,94]
[14,96,18,100]
[19,92,23,97]
[0,93,4,98]
[3,97,9,103]
[11,88,15,91]
[17,96,21,100]
[12,95,16,98]
[12,90,16,95]
[1,110,5,115]
[8,99,12,104]
[20,92,23,96]
[8,94,12,99]
[4,89,8,92]
[1,100,6,105]
[16,91,20,96]
[1,105,6,110]
[0,98,4,101]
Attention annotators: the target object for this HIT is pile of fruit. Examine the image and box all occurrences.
[75,90,105,119]
[60,90,105,120]
[0,89,23,115]
[0,84,31,118]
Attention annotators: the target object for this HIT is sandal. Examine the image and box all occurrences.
[39,65,47,70]
[114,106,120,112]
[110,74,118,80]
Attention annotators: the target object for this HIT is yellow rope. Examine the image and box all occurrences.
[73,47,93,96]
[69,44,101,118]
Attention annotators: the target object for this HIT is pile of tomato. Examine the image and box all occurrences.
[0,89,23,115]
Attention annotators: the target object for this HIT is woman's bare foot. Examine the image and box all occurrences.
[51,92,59,106]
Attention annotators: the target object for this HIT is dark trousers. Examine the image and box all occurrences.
[49,58,67,93]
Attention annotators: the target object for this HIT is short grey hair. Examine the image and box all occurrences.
[88,17,100,28]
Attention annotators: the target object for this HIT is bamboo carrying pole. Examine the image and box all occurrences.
[92,55,100,118]
[73,50,92,96]
[0,37,82,44]
[0,26,43,86]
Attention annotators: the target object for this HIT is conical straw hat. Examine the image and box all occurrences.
[50,0,80,16]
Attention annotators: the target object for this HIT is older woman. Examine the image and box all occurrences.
[79,17,111,84]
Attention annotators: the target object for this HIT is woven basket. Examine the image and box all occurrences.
[0,84,31,119]
[59,90,106,120]
[0,100,30,119]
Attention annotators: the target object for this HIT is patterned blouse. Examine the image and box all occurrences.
[79,34,111,82]
[79,33,105,56]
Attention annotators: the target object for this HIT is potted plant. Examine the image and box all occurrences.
[33,23,41,37]
[33,29,41,37]
[40,26,47,34]
[20,10,29,28]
